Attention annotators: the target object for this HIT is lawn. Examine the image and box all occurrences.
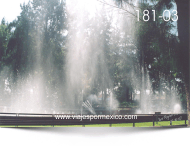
[0,120,188,127]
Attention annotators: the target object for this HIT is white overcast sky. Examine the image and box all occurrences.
[0,0,30,23]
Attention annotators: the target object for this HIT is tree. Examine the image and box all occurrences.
[149,0,189,126]
[114,0,188,113]
[175,0,189,125]
[0,18,10,71]
[0,18,12,103]
[2,0,67,112]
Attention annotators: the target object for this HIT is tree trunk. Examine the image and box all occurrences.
[126,87,129,102]
[175,0,189,126]
[185,83,190,125]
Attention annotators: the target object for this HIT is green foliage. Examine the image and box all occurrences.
[0,0,187,110]
[0,19,11,70]
[120,101,138,107]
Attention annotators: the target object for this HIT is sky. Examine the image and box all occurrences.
[0,0,30,23]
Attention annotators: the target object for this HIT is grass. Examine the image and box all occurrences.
[172,120,188,125]
[112,123,133,127]
[0,125,84,127]
[85,124,110,127]
[0,120,188,127]
[135,122,154,127]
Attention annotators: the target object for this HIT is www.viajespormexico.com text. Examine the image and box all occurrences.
[54,115,138,121]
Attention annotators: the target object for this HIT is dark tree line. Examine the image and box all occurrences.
[0,0,189,117]
[115,0,189,121]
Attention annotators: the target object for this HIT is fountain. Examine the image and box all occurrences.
[0,0,184,115]
[135,71,183,114]
[174,104,181,114]
[65,0,122,114]
[82,100,96,115]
